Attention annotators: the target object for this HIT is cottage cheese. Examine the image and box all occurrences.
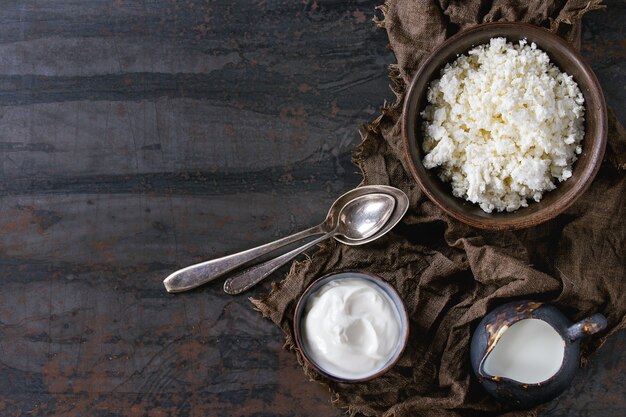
[421,37,585,213]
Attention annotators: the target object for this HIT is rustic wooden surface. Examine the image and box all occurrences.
[0,1,623,416]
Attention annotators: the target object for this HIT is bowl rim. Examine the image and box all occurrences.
[292,270,409,383]
[401,21,608,231]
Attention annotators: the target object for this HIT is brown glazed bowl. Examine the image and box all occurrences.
[293,271,409,382]
[402,22,607,231]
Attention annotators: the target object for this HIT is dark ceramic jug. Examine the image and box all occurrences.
[470,300,607,408]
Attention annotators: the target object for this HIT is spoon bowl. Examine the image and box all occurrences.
[336,193,396,240]
[331,185,409,246]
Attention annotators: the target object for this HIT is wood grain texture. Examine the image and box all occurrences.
[0,1,623,416]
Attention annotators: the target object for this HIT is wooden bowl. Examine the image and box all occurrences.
[402,22,607,231]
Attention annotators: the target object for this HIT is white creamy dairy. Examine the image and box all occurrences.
[302,277,402,379]
[482,318,565,384]
[421,37,585,213]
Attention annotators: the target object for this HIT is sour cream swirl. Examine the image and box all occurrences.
[302,277,402,379]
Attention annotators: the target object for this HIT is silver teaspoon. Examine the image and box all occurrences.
[163,185,408,293]
[223,192,397,295]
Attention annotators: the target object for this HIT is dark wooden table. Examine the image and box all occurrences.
[1,1,624,416]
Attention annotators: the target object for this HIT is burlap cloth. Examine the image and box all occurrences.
[251,1,626,416]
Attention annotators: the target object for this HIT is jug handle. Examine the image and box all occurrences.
[567,313,608,341]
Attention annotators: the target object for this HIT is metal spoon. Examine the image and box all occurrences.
[223,193,396,295]
[163,185,408,293]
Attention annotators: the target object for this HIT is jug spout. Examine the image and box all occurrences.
[567,313,607,341]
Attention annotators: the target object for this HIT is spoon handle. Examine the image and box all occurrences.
[223,232,333,295]
[163,225,326,293]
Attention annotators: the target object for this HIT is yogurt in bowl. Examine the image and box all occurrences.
[293,271,408,382]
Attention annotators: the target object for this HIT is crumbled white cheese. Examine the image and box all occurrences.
[421,37,585,213]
